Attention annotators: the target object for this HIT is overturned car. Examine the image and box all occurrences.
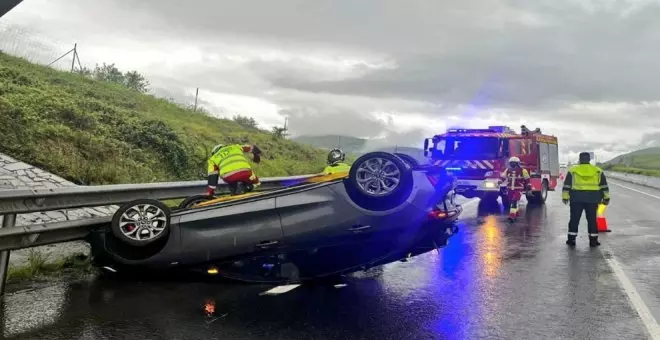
[89,151,463,283]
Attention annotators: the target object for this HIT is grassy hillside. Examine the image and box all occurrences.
[293,135,366,154]
[0,52,328,185]
[602,147,660,177]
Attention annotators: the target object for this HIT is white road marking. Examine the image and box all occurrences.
[602,248,660,340]
[609,181,660,200]
[260,284,301,296]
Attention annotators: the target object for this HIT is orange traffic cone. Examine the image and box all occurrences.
[597,203,611,233]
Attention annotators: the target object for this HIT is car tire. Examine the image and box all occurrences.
[394,153,420,168]
[178,194,212,209]
[111,199,171,247]
[344,151,414,211]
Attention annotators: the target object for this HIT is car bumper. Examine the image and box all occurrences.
[455,179,501,193]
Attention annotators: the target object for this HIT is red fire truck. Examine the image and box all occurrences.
[423,125,559,206]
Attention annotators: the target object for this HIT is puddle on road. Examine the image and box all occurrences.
[1,283,71,338]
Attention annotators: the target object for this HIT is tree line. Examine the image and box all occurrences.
[80,63,150,93]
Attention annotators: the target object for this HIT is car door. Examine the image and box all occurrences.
[177,197,283,265]
[275,184,397,277]
[275,185,372,249]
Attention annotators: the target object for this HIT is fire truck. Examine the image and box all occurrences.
[423,125,559,206]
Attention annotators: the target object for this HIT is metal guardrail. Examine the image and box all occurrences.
[605,171,660,190]
[0,174,318,294]
[0,175,316,215]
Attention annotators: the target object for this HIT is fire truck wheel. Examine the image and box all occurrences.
[527,180,548,205]
[500,195,510,210]
[345,151,414,211]
[482,193,499,202]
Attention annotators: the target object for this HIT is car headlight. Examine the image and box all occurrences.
[483,179,498,188]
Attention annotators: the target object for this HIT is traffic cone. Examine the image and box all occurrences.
[597,203,611,233]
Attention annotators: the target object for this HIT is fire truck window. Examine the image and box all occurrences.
[439,137,499,159]
[510,140,522,155]
[500,139,509,157]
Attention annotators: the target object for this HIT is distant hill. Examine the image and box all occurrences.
[603,147,660,169]
[292,135,366,154]
[602,147,660,177]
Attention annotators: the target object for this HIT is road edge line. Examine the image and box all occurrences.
[609,181,660,200]
[602,248,660,340]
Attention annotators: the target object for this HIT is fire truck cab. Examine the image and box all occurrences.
[423,125,559,206]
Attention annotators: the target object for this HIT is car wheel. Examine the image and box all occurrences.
[528,180,548,205]
[344,151,414,211]
[178,194,212,209]
[111,199,171,247]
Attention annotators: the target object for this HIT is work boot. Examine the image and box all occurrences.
[589,236,600,247]
[566,235,576,246]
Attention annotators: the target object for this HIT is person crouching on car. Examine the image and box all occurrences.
[322,148,351,175]
[207,143,262,196]
[499,156,531,221]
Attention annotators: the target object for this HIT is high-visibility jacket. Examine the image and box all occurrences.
[323,162,351,175]
[562,163,610,203]
[500,167,530,190]
[207,144,254,190]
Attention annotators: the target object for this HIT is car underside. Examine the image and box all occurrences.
[87,151,463,283]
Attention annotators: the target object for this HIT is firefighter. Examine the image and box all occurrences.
[322,148,351,175]
[499,156,531,221]
[207,143,262,196]
[562,152,610,247]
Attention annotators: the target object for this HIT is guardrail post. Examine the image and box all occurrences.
[0,214,16,296]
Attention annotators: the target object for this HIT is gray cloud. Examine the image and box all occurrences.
[3,0,660,161]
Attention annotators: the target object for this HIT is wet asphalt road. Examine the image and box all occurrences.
[1,179,659,340]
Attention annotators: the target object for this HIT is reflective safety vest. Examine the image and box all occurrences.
[323,163,351,175]
[208,144,252,177]
[500,167,530,190]
[562,163,610,203]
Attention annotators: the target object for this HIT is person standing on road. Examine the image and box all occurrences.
[499,156,532,221]
[562,152,610,247]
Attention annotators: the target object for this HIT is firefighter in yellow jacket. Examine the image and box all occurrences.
[207,143,262,196]
[322,148,351,175]
[562,152,610,247]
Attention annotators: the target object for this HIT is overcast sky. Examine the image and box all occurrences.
[3,0,660,162]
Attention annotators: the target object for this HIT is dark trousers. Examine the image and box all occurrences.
[568,202,599,236]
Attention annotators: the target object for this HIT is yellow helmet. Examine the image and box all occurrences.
[508,156,520,163]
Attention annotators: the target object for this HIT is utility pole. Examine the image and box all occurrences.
[71,43,77,72]
[193,88,199,112]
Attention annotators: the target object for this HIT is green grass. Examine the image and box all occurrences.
[603,147,660,172]
[0,51,329,185]
[606,165,660,177]
[7,249,97,284]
